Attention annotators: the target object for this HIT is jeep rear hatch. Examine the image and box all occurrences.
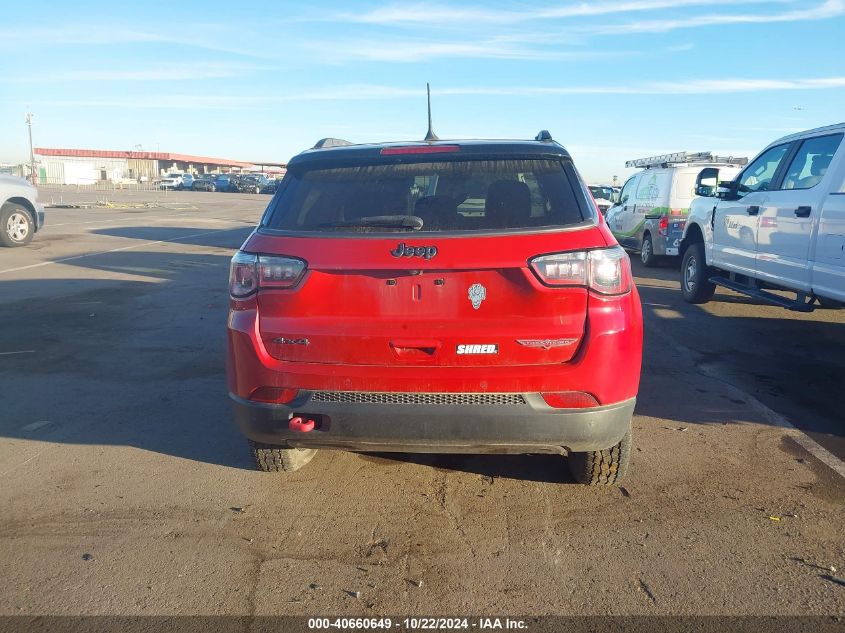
[238,156,615,368]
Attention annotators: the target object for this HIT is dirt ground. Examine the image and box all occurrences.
[0,191,843,627]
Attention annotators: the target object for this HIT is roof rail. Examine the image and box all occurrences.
[625,151,748,169]
[312,138,353,149]
[535,130,553,142]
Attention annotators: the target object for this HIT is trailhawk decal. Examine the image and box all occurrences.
[516,338,577,350]
[456,344,498,355]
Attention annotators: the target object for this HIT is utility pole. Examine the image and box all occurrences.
[25,110,36,185]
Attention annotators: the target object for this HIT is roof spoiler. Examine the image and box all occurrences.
[312,138,353,149]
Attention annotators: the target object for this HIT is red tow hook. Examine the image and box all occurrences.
[288,416,315,433]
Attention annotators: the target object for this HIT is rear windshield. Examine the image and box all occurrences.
[263,158,590,233]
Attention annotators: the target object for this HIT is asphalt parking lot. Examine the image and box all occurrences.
[0,190,843,619]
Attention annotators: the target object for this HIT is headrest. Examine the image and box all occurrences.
[485,180,531,227]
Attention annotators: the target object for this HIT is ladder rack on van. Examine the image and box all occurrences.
[625,152,748,169]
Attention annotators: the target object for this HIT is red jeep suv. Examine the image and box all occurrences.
[227,132,643,485]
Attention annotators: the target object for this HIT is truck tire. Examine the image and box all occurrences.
[249,441,316,472]
[1,203,34,247]
[568,429,631,485]
[640,233,658,267]
[681,242,716,304]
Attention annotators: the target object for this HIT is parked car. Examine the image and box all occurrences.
[606,152,747,266]
[159,173,184,190]
[589,185,615,215]
[193,175,218,192]
[0,174,44,247]
[680,122,845,310]
[236,174,269,194]
[261,178,283,194]
[213,174,236,192]
[226,132,643,485]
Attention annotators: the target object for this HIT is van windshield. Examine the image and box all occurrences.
[263,158,590,233]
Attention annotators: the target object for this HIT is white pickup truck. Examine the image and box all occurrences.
[679,122,845,311]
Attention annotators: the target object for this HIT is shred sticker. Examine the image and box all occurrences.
[456,344,498,355]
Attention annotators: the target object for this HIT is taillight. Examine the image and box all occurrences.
[380,145,460,155]
[530,246,632,295]
[229,251,307,298]
[530,251,588,286]
[541,391,600,408]
[230,251,258,298]
[658,216,669,236]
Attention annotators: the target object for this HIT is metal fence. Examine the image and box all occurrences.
[35,177,166,192]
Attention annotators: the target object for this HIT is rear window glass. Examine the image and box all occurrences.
[263,158,589,233]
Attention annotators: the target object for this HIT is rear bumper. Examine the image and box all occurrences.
[231,392,635,454]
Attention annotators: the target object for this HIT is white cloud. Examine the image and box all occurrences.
[310,39,632,63]
[41,76,845,111]
[592,0,844,33]
[5,63,267,83]
[333,0,792,26]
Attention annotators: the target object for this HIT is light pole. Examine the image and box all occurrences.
[25,110,36,185]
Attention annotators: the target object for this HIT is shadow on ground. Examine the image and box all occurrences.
[91,224,254,248]
[1,225,841,479]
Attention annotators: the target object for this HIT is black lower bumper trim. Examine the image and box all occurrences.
[230,392,635,454]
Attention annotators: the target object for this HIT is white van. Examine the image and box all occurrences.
[606,152,747,266]
[680,122,845,310]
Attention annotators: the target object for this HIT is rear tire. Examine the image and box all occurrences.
[681,242,716,304]
[568,429,631,486]
[249,440,316,472]
[640,233,658,267]
[1,203,34,247]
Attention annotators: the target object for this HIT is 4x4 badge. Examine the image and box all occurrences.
[272,337,310,346]
[468,283,486,309]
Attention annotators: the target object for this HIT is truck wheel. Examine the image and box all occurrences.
[681,242,716,304]
[568,429,631,485]
[640,234,658,267]
[1,203,34,247]
[249,440,316,472]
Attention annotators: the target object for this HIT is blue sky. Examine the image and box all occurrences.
[2,0,844,182]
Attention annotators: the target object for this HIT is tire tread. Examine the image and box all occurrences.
[568,429,631,486]
[249,441,316,473]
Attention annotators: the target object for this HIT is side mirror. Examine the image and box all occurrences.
[716,181,738,200]
[610,192,621,204]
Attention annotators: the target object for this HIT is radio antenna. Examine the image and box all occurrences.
[424,83,439,142]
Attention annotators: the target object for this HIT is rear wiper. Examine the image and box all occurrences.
[318,215,424,231]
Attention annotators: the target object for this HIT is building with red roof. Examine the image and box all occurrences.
[34,147,256,185]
